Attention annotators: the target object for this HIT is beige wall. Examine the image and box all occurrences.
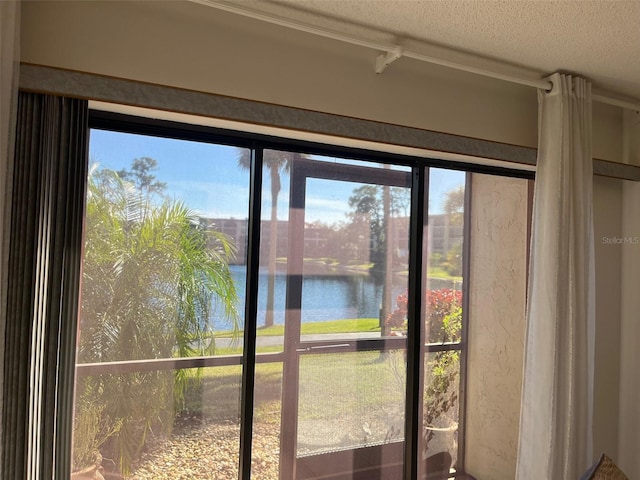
[618,111,640,477]
[618,180,640,477]
[617,110,640,476]
[12,1,559,154]
[1,4,20,462]
[16,0,631,475]
[464,175,623,479]
[20,1,627,163]
[19,0,626,161]
[19,0,536,148]
[593,176,623,463]
[465,174,528,478]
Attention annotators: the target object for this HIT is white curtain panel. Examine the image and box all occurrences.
[516,73,595,479]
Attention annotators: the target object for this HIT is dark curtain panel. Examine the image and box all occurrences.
[2,92,88,479]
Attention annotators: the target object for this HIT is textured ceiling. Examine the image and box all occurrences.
[231,0,640,102]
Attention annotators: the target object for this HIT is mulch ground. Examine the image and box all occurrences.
[129,421,280,480]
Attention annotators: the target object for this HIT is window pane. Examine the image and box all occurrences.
[72,130,249,479]
[426,168,465,344]
[249,149,293,478]
[421,168,465,477]
[271,153,410,479]
[297,350,406,457]
[249,151,412,479]
[421,351,461,478]
[251,361,284,478]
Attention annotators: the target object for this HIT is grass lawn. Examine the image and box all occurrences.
[215,317,381,338]
[186,318,406,424]
[185,349,406,438]
[182,317,451,451]
[427,266,462,281]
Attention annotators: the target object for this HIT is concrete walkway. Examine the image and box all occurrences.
[215,331,384,349]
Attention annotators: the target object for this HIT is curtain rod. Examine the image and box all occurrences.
[190,0,640,112]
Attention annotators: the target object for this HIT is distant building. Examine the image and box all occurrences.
[200,214,463,266]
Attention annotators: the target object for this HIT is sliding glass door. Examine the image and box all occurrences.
[68,112,531,480]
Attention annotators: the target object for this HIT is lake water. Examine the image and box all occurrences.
[210,265,456,329]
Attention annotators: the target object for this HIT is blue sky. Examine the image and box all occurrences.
[89,129,464,223]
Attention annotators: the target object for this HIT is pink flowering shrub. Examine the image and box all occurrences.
[385,288,462,343]
[385,288,463,455]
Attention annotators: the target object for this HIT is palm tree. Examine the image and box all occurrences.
[73,164,240,474]
[238,149,303,328]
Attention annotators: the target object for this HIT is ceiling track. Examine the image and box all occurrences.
[190,0,640,112]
